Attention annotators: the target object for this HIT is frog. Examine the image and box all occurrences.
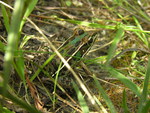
[53,28,97,87]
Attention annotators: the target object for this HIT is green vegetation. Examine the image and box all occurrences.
[0,0,150,112]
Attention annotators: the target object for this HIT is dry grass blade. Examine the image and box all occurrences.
[54,92,82,113]
[25,72,43,111]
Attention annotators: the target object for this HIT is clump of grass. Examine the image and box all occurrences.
[0,0,41,112]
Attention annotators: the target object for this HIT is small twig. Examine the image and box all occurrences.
[110,48,150,64]
[54,92,82,113]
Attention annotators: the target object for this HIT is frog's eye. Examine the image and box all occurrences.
[77,29,84,35]
[74,28,85,35]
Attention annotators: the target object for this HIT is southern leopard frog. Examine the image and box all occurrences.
[55,28,97,87]
[52,28,97,77]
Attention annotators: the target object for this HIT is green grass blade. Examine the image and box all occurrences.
[122,89,130,113]
[20,0,38,31]
[1,107,15,113]
[20,35,34,48]
[1,4,10,32]
[65,19,116,29]
[72,81,89,113]
[56,18,150,33]
[93,75,117,113]
[3,0,25,94]
[105,26,124,65]
[30,53,56,81]
[106,66,141,97]
[93,96,108,113]
[137,57,150,113]
[0,40,6,52]
[13,50,25,85]
[142,100,150,113]
[53,61,63,109]
[133,16,149,46]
